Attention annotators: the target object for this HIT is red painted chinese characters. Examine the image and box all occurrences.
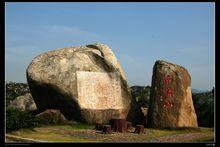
[163,75,174,108]
[164,75,172,84]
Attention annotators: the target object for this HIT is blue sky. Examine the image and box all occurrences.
[5,2,215,90]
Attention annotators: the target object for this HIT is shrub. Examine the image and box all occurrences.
[6,108,38,132]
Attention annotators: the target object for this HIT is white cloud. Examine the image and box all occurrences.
[5,45,42,83]
[6,24,104,50]
[43,25,101,41]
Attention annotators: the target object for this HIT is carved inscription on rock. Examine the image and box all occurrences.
[76,71,123,109]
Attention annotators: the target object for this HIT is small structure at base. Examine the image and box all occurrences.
[95,122,102,130]
[134,125,144,134]
[102,125,112,134]
[110,118,127,132]
[126,121,132,131]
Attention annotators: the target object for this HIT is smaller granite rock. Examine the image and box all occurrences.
[36,109,69,125]
[8,93,37,112]
[147,60,198,128]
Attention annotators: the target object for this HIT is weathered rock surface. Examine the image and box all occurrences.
[36,109,68,125]
[8,93,37,112]
[26,43,131,124]
[147,60,198,128]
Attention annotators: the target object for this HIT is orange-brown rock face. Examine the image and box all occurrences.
[147,60,198,128]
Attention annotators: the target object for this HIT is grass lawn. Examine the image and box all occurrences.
[6,122,215,143]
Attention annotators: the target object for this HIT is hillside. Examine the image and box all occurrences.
[130,86,151,108]
[192,91,214,127]
[5,82,30,106]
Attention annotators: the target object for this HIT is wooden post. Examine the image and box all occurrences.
[134,125,144,134]
[95,122,102,130]
[102,125,112,134]
[126,121,132,131]
[109,118,127,132]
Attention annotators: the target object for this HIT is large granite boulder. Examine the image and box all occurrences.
[26,43,131,124]
[8,93,37,112]
[147,60,198,128]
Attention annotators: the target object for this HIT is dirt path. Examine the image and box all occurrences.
[6,134,48,143]
[48,129,213,142]
[152,133,213,142]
